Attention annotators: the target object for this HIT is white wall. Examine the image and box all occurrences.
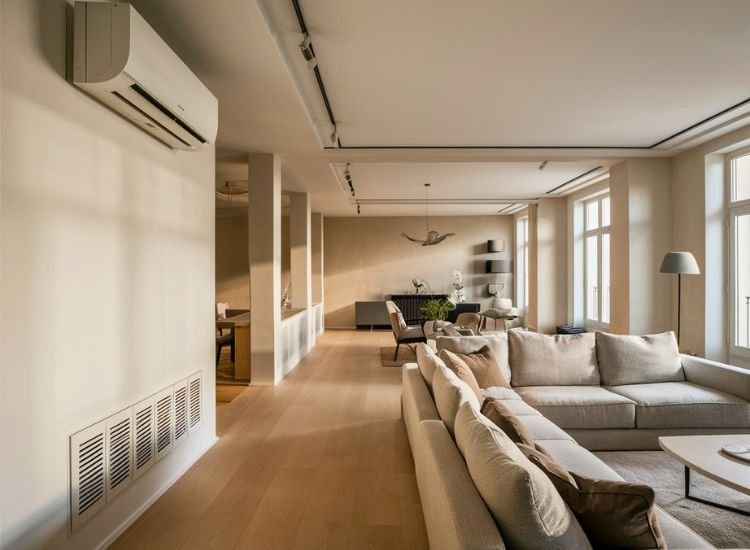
[0,1,216,548]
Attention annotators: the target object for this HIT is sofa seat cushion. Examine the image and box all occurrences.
[515,386,636,429]
[535,440,624,482]
[491,398,542,417]
[517,415,575,442]
[606,382,750,429]
[509,331,600,387]
[654,507,713,549]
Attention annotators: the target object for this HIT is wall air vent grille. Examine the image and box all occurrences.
[155,388,174,460]
[70,421,107,530]
[106,409,133,499]
[133,397,155,479]
[69,371,203,533]
[188,373,202,433]
[173,381,189,446]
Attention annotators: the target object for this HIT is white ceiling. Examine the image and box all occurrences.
[132,0,750,216]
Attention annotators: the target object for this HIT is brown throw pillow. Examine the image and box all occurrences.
[481,399,535,447]
[518,444,666,550]
[440,345,510,389]
[437,349,483,402]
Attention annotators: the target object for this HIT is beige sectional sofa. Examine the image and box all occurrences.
[402,331,750,549]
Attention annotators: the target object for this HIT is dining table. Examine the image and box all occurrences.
[217,312,250,381]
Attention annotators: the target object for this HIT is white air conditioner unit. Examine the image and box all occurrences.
[73,1,218,150]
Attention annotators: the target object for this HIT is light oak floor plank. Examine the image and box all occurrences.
[112,330,428,550]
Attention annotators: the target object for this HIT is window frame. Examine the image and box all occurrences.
[727,147,750,359]
[515,215,529,316]
[582,193,611,330]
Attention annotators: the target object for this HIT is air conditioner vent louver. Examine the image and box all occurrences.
[155,390,174,460]
[70,421,107,531]
[133,398,155,478]
[173,382,189,446]
[188,374,202,432]
[78,434,105,513]
[106,412,133,497]
[69,371,203,532]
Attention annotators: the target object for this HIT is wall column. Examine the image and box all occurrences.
[609,158,672,335]
[289,192,312,310]
[535,198,568,333]
[248,153,281,386]
[311,212,324,306]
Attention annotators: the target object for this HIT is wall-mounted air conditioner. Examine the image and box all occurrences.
[73,1,218,150]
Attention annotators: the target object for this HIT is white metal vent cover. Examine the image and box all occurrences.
[106,409,133,500]
[70,421,107,531]
[155,387,174,461]
[133,396,155,480]
[173,379,189,447]
[188,372,202,433]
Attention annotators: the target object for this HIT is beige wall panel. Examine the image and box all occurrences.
[324,215,513,328]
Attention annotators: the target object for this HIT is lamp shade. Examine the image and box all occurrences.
[486,260,512,273]
[487,239,505,253]
[659,252,700,275]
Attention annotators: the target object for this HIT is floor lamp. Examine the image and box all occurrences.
[659,251,700,345]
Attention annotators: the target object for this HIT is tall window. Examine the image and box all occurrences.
[729,149,750,358]
[583,194,610,326]
[516,216,529,315]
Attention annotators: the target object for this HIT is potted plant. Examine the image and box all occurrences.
[420,298,456,333]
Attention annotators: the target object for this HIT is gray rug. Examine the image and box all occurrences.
[596,451,750,549]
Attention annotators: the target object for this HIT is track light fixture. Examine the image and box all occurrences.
[330,125,339,147]
[538,160,548,171]
[299,33,317,69]
[356,200,361,215]
[344,163,355,196]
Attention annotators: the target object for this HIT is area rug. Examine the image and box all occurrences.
[596,451,750,549]
[380,346,417,367]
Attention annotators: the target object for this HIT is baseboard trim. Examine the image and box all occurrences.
[95,435,219,549]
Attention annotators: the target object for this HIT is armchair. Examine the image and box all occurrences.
[386,300,427,360]
[479,298,519,332]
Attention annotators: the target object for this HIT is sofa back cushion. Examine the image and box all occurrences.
[432,365,481,438]
[436,333,512,385]
[437,349,484,402]
[454,403,592,550]
[596,331,684,386]
[509,331,600,387]
[416,343,445,391]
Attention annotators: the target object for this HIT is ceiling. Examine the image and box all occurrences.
[133,0,750,216]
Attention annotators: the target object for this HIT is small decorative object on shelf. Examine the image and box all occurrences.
[451,270,466,303]
[411,278,432,294]
[281,284,291,309]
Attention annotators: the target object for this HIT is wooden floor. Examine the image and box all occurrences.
[113,330,429,550]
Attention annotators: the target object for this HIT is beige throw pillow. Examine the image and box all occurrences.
[438,346,510,389]
[509,331,600,387]
[432,365,481,438]
[519,444,666,549]
[454,403,592,550]
[480,399,535,447]
[437,349,484,402]
[436,333,512,384]
[595,331,684,386]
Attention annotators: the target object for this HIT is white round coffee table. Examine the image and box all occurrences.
[659,434,750,516]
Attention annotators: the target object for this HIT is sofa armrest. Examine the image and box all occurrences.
[682,355,750,402]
